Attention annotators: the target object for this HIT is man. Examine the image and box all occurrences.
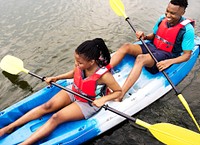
[110,0,195,101]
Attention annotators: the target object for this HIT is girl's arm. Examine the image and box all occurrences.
[92,72,122,107]
[54,70,75,80]
[45,69,75,85]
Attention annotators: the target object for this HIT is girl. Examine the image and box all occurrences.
[0,38,122,144]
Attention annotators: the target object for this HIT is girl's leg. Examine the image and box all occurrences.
[20,102,84,145]
[0,90,71,137]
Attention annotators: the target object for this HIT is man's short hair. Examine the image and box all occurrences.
[170,0,188,9]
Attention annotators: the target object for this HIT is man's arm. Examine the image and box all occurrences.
[156,50,192,71]
[144,33,155,40]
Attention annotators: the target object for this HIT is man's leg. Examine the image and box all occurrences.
[110,43,143,68]
[117,53,155,101]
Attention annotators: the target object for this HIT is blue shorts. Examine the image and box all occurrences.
[140,43,174,74]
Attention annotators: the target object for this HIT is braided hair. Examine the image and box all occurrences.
[170,0,188,9]
[75,38,110,67]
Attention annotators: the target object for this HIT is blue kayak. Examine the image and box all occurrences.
[0,36,200,145]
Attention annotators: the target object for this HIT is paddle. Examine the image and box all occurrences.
[1,55,200,145]
[109,0,200,132]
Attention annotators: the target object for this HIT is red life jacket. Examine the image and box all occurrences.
[153,18,194,52]
[72,64,112,102]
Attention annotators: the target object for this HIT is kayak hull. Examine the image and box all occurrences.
[0,37,199,145]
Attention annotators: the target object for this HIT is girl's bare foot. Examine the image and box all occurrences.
[0,126,14,137]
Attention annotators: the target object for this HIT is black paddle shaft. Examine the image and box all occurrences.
[28,71,137,122]
[125,17,180,95]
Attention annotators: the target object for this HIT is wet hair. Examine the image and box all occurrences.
[75,38,110,67]
[170,0,188,9]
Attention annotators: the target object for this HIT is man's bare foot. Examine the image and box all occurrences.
[114,92,125,102]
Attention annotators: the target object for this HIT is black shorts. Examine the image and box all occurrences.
[140,43,174,74]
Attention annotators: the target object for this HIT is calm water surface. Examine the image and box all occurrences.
[0,0,200,144]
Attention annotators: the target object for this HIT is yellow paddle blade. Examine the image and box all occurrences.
[178,94,200,131]
[109,0,128,18]
[136,119,200,145]
[0,55,29,75]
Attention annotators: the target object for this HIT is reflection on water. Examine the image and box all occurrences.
[2,71,33,92]
[0,0,200,144]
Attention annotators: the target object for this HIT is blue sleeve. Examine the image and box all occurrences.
[182,24,195,51]
[153,14,165,34]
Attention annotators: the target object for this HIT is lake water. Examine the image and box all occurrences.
[0,0,200,144]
